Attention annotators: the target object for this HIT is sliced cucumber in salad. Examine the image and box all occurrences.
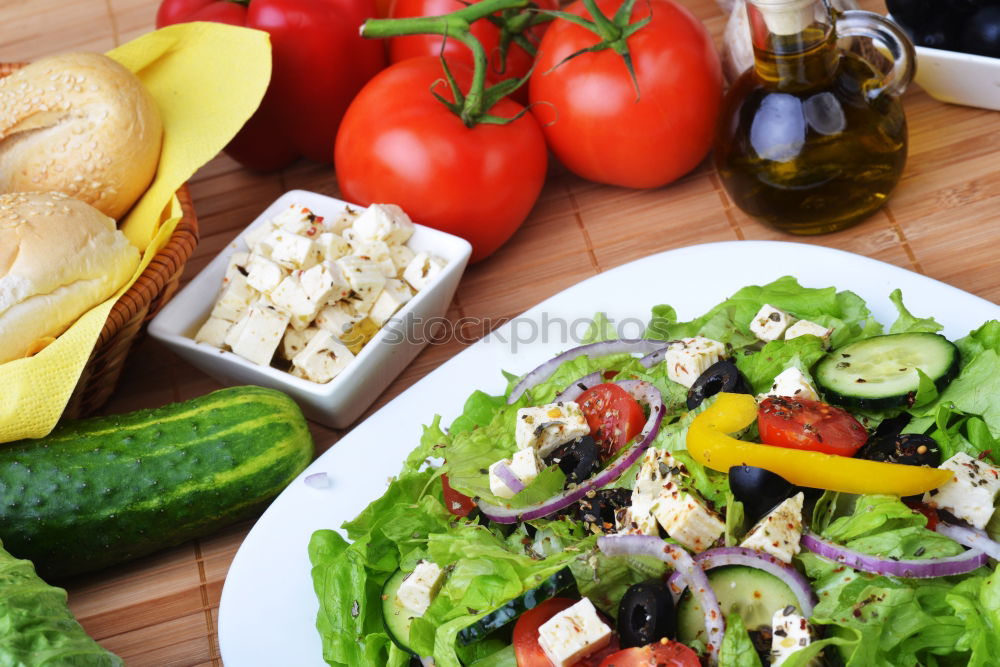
[677,566,801,645]
[382,569,421,656]
[815,332,960,409]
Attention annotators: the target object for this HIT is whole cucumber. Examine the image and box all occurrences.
[0,386,314,579]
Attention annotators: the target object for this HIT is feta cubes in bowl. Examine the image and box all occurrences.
[148,190,472,428]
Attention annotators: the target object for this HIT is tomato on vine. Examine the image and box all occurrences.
[529,0,723,189]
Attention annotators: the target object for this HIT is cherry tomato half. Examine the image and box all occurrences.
[757,396,868,457]
[598,641,701,667]
[578,383,645,460]
[513,598,620,667]
[441,473,476,517]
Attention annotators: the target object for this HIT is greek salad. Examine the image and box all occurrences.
[308,276,1000,667]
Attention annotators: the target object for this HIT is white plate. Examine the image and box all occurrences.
[217,240,1000,666]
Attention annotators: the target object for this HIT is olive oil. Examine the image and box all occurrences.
[714,4,911,234]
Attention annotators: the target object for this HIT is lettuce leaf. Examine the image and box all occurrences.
[0,542,122,667]
[719,613,763,667]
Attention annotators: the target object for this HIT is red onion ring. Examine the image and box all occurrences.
[304,472,331,489]
[478,380,664,523]
[638,345,674,369]
[936,522,1000,562]
[507,339,673,404]
[801,531,989,578]
[666,547,817,617]
[493,461,525,495]
[554,371,604,403]
[598,534,724,665]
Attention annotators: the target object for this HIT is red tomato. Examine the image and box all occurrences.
[513,598,621,666]
[157,0,385,171]
[578,383,645,460]
[388,0,557,96]
[757,396,868,457]
[441,473,476,516]
[598,641,701,667]
[335,56,548,262]
[528,0,722,188]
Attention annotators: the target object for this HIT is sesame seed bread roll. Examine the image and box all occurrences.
[0,191,140,364]
[0,52,162,220]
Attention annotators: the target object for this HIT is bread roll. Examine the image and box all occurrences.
[0,191,140,364]
[0,52,162,220]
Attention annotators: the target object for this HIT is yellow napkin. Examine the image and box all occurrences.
[0,22,271,443]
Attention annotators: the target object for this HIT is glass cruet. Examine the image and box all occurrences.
[713,0,916,234]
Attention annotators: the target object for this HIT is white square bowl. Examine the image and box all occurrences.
[148,190,472,429]
[913,45,1000,111]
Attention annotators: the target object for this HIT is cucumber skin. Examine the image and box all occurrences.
[0,386,314,580]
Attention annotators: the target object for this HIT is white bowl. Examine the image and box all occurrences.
[148,190,472,429]
[913,45,1000,111]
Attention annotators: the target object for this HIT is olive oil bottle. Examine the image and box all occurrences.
[715,0,916,234]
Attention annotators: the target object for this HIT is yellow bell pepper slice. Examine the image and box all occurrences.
[686,393,952,496]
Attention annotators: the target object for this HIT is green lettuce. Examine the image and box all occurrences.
[0,541,122,666]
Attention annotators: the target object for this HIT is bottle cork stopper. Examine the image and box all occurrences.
[750,0,816,36]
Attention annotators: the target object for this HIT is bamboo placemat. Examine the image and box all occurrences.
[3,0,1000,664]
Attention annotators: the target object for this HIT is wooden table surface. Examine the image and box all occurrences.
[3,0,1000,664]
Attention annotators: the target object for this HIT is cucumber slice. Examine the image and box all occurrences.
[815,332,960,410]
[456,567,575,645]
[677,566,800,644]
[382,569,421,655]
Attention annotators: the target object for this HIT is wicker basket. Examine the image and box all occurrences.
[1,61,200,419]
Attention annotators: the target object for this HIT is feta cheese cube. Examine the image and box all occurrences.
[390,244,416,277]
[224,251,251,283]
[194,316,232,348]
[771,606,812,666]
[784,319,833,348]
[291,329,356,383]
[757,367,820,402]
[923,452,1000,529]
[664,337,726,388]
[337,255,387,310]
[353,239,398,278]
[396,560,444,617]
[315,231,352,262]
[614,505,660,536]
[324,206,361,234]
[369,279,414,327]
[403,252,445,292]
[272,203,321,234]
[651,482,725,553]
[740,492,805,564]
[225,302,289,366]
[245,254,286,294]
[315,300,364,337]
[280,326,319,360]
[489,448,543,499]
[267,230,316,270]
[749,304,795,342]
[269,274,321,330]
[210,272,258,322]
[352,203,415,246]
[632,448,680,507]
[537,598,612,667]
[514,402,590,457]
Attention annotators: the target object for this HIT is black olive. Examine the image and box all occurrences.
[728,465,796,526]
[687,360,751,410]
[747,627,775,665]
[856,433,941,467]
[961,7,1000,57]
[872,412,911,440]
[885,0,932,31]
[576,488,632,530]
[546,436,600,485]
[617,580,677,648]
